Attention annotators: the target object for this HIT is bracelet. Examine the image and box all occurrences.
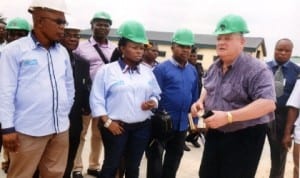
[104,119,112,128]
[227,112,233,124]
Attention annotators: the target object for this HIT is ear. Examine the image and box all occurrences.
[240,36,246,45]
[120,45,125,54]
[171,44,175,50]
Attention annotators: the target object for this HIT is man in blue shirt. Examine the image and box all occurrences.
[146,28,199,178]
[0,0,74,177]
[266,38,300,178]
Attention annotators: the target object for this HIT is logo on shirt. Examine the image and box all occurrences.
[22,59,38,66]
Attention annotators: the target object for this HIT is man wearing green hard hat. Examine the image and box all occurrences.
[6,17,31,43]
[0,17,31,174]
[73,11,117,178]
[89,20,161,178]
[191,14,276,178]
[147,28,199,178]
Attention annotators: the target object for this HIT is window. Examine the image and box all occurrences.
[197,54,203,60]
[158,51,166,57]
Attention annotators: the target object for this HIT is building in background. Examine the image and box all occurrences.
[80,29,266,70]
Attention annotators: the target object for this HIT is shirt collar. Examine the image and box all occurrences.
[170,58,188,68]
[216,53,242,70]
[30,31,59,49]
[271,60,290,68]
[118,58,140,74]
[89,36,109,47]
[141,60,159,69]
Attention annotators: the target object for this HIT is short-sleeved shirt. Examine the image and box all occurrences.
[74,36,116,80]
[204,53,275,132]
[286,79,300,143]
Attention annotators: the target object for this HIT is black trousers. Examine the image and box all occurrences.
[146,130,187,178]
[200,124,267,178]
[63,105,83,178]
[267,107,288,178]
[99,119,151,178]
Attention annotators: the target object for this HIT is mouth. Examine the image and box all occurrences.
[218,47,226,51]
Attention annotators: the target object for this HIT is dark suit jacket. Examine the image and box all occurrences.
[69,52,91,115]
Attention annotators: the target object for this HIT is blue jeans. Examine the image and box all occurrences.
[99,119,151,178]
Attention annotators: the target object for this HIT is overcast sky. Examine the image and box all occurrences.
[1,0,299,59]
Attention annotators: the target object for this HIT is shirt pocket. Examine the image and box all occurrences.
[221,83,248,103]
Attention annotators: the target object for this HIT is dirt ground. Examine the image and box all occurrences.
[0,132,294,178]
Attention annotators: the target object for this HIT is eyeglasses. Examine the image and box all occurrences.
[41,17,68,26]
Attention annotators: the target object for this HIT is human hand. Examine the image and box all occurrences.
[204,110,228,129]
[141,100,156,111]
[107,121,124,136]
[3,132,20,152]
[282,133,292,151]
[191,102,204,117]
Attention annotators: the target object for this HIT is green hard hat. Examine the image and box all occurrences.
[117,20,148,44]
[172,28,195,46]
[91,11,112,25]
[6,17,31,31]
[214,14,249,35]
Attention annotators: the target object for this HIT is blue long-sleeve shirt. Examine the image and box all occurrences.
[153,58,199,131]
[0,34,75,136]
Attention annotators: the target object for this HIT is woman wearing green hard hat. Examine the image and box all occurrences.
[6,17,31,43]
[89,20,161,178]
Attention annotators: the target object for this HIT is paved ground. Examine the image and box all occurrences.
[0,125,294,178]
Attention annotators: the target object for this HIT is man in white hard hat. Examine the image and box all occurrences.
[0,0,74,177]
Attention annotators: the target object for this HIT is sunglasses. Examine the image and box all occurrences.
[41,17,68,26]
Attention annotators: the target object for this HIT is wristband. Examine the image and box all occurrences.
[227,112,233,124]
[104,119,112,128]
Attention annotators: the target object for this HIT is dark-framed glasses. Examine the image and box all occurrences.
[41,17,68,26]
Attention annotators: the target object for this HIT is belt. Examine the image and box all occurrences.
[115,119,150,129]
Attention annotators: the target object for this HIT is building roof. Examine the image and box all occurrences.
[80,28,267,56]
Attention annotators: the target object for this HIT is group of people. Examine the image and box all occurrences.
[0,0,299,178]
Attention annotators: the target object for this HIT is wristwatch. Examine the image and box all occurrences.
[104,119,112,128]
